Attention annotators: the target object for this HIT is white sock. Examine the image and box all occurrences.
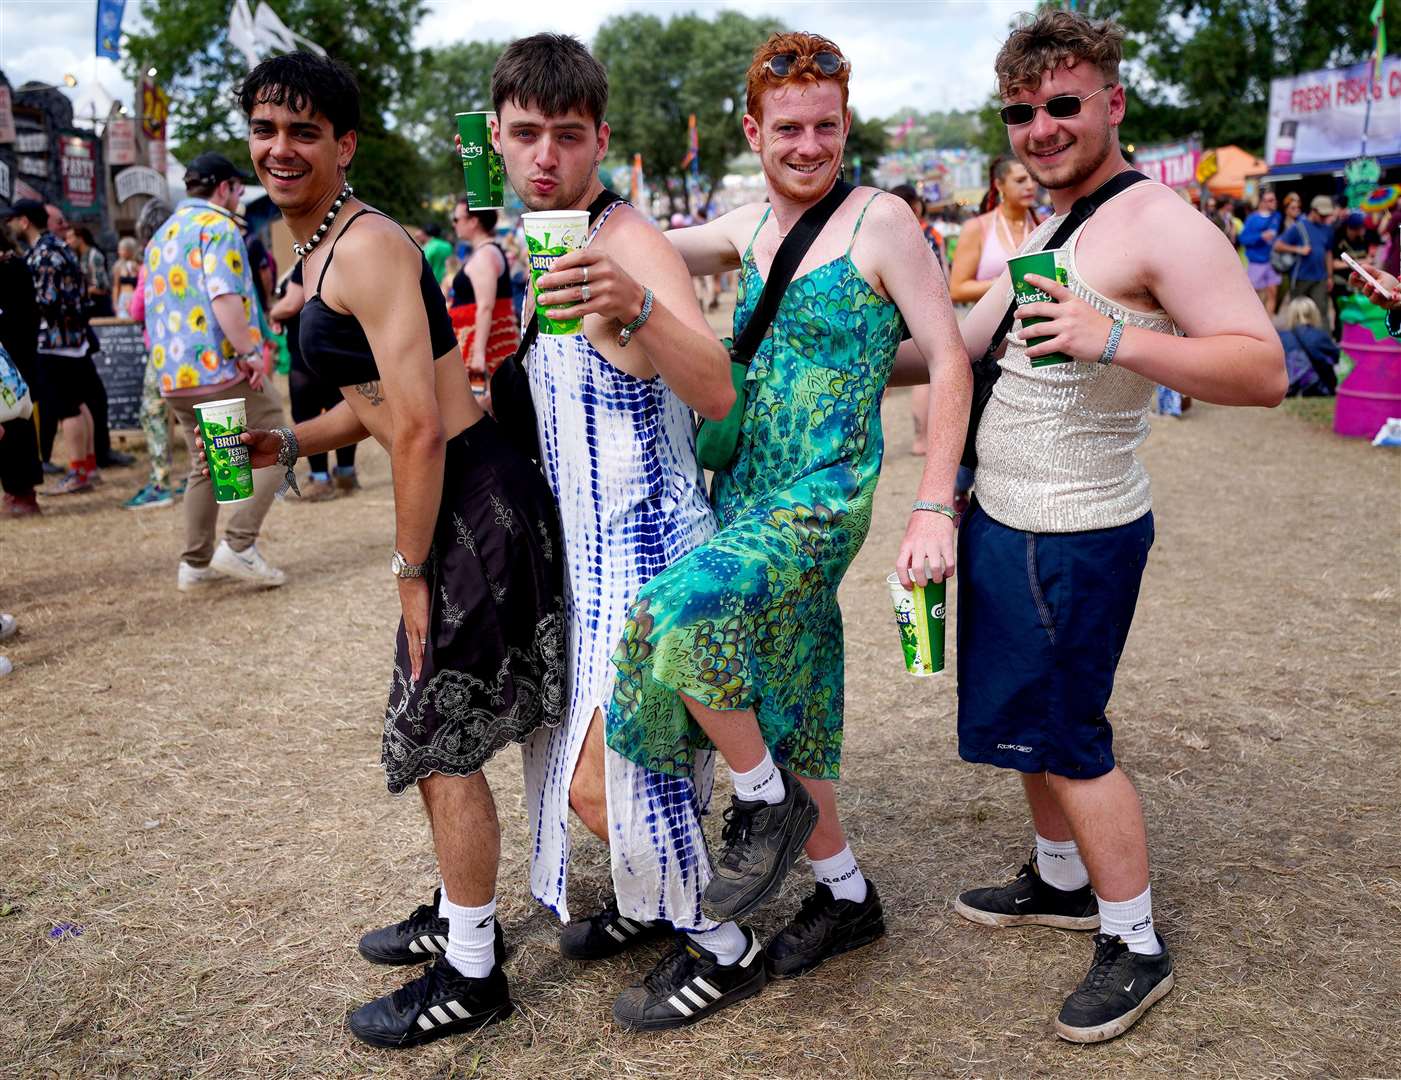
[439,890,497,978]
[810,844,868,903]
[1097,886,1162,956]
[687,921,748,966]
[1036,834,1090,892]
[730,750,784,805]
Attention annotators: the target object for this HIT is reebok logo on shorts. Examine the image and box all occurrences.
[997,743,1033,753]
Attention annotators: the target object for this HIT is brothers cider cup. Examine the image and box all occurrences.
[195,398,255,504]
[887,571,946,677]
[455,111,505,210]
[1007,248,1073,367]
[521,210,590,335]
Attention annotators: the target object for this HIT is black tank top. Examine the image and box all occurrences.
[299,209,458,387]
[450,242,511,307]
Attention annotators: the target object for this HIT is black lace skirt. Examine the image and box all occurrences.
[381,415,565,794]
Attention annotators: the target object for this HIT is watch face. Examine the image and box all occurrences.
[390,552,402,576]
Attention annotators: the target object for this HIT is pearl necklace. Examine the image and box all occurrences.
[292,183,354,258]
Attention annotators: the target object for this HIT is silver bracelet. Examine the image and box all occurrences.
[271,426,301,499]
[617,288,654,347]
[1098,319,1125,366]
[912,500,957,522]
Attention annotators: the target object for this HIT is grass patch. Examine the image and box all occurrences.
[1280,395,1337,429]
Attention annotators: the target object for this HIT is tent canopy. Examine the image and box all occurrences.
[1205,145,1269,198]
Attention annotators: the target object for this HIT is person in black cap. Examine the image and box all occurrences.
[3,198,101,495]
[141,150,290,591]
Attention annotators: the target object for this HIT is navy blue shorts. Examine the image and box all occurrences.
[956,501,1153,779]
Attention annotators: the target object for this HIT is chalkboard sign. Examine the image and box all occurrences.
[89,317,146,432]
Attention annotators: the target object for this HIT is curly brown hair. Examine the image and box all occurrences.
[746,31,850,121]
[994,9,1124,97]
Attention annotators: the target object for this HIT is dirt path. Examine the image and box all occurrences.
[1,375,1397,1077]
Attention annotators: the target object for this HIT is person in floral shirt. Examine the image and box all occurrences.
[142,153,289,592]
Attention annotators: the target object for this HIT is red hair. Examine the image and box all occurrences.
[745,32,850,122]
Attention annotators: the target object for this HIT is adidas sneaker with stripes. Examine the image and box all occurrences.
[612,927,767,1030]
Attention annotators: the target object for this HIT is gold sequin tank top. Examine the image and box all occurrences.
[974,196,1179,533]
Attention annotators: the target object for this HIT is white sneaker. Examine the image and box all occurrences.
[0,613,16,642]
[177,561,218,592]
[210,540,287,588]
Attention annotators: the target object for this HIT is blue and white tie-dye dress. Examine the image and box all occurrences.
[521,205,719,930]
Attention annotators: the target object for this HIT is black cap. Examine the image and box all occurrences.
[0,198,47,228]
[185,152,254,187]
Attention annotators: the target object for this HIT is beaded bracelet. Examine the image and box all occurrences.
[271,426,301,499]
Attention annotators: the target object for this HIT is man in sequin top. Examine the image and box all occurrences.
[916,8,1285,1047]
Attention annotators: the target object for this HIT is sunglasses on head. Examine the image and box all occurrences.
[999,84,1114,126]
[764,51,849,78]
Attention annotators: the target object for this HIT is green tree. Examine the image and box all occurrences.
[1001,0,1401,153]
[122,0,429,220]
[400,40,504,199]
[593,10,785,213]
[844,112,889,177]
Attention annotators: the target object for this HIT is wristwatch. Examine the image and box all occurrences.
[390,550,427,579]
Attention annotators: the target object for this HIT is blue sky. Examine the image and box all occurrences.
[0,0,1027,122]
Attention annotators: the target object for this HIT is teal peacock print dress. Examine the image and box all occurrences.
[606,193,905,781]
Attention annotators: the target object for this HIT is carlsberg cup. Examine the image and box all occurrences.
[887,571,946,677]
[522,210,590,335]
[1007,248,1072,367]
[455,111,505,210]
[194,397,255,504]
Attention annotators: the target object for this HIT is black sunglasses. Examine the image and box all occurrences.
[764,51,849,78]
[1000,84,1114,126]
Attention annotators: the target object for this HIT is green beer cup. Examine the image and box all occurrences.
[887,571,946,677]
[1007,248,1072,367]
[455,112,505,211]
[522,210,590,336]
[195,397,255,505]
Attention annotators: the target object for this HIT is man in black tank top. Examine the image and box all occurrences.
[235,51,566,1051]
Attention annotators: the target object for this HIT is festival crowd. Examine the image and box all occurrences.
[4,6,1401,1057]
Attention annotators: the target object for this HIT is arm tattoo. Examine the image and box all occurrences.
[353,380,384,406]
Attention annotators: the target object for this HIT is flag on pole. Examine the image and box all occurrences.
[681,113,700,176]
[631,153,646,209]
[95,0,126,60]
[1371,0,1387,88]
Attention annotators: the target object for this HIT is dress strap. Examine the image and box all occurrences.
[744,207,772,259]
[847,193,882,254]
[314,208,380,293]
[586,200,630,246]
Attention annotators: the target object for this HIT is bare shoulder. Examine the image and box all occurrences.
[1120,183,1216,238]
[335,212,421,277]
[596,204,686,270]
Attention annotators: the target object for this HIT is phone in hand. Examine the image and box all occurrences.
[1340,250,1396,301]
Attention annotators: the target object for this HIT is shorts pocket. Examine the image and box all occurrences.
[1025,535,1057,645]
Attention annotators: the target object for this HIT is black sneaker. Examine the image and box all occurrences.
[701,767,818,921]
[612,928,767,1031]
[559,896,673,961]
[1055,932,1175,1043]
[357,889,506,967]
[347,955,512,1049]
[954,855,1099,930]
[765,881,886,979]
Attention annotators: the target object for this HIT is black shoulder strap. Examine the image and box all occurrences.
[985,169,1149,355]
[733,180,854,364]
[512,187,625,364]
[315,208,379,293]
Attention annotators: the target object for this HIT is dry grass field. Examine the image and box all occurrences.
[1,368,1398,1078]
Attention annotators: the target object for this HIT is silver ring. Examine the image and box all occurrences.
[581,283,591,302]
[419,637,427,645]
[581,265,589,284]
